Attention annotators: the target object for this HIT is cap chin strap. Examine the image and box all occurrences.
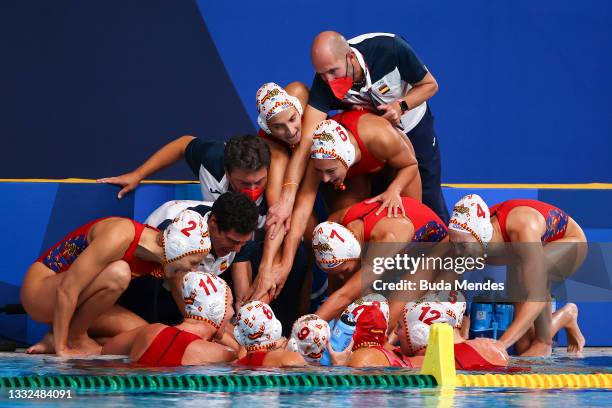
[449,220,486,250]
[245,339,282,353]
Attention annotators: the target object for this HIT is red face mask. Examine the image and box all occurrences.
[240,186,264,202]
[328,76,353,100]
[327,52,354,100]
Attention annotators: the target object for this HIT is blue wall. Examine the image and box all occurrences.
[1,1,610,182]
[197,0,612,183]
[0,0,254,180]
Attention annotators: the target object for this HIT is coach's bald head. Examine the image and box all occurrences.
[311,31,355,81]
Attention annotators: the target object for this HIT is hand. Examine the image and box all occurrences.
[471,338,510,361]
[327,339,354,366]
[270,263,291,299]
[488,339,510,360]
[248,269,277,302]
[377,102,402,127]
[234,300,245,314]
[385,330,399,349]
[97,171,142,199]
[215,330,241,352]
[365,188,405,217]
[276,337,288,349]
[265,200,293,239]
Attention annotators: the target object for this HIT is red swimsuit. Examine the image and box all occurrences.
[331,110,385,179]
[454,342,500,370]
[236,351,269,367]
[342,197,448,242]
[137,326,202,367]
[378,344,499,370]
[379,347,413,367]
[259,110,383,175]
[37,217,162,277]
[489,199,569,243]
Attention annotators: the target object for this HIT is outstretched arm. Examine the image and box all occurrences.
[264,141,290,208]
[278,164,321,274]
[250,163,320,301]
[231,261,253,309]
[97,135,195,198]
[266,105,327,238]
[248,228,284,301]
[315,270,363,321]
[252,144,290,300]
[316,229,412,321]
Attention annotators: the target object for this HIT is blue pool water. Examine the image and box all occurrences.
[1,349,611,407]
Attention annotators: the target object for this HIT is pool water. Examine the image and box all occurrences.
[3,388,612,408]
[1,348,611,407]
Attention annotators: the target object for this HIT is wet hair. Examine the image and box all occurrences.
[211,192,259,234]
[224,135,271,173]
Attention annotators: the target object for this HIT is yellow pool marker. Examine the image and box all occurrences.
[420,323,612,389]
[420,323,457,386]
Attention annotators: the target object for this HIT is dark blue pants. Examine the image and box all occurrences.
[405,106,449,223]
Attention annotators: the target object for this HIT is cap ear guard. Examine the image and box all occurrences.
[289,314,330,363]
[342,294,390,324]
[449,194,493,248]
[420,290,467,328]
[310,119,356,168]
[401,292,467,355]
[234,301,283,351]
[182,272,230,329]
[256,82,303,134]
[311,221,361,269]
[162,209,211,264]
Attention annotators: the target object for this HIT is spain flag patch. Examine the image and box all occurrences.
[378,83,390,95]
